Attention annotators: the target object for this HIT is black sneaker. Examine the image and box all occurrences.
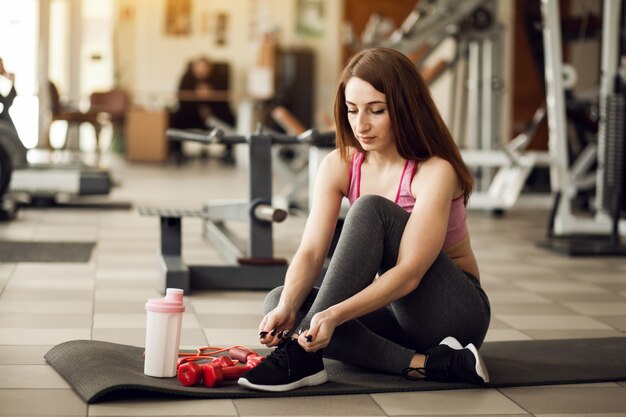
[238,339,328,392]
[423,336,489,384]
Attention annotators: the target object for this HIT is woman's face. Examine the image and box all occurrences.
[344,77,394,154]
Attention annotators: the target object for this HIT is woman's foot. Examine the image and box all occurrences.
[238,339,328,392]
[422,336,490,384]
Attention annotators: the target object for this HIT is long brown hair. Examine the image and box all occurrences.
[334,47,473,205]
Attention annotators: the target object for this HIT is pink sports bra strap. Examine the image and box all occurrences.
[348,152,364,205]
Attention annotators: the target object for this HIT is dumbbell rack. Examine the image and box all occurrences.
[140,128,326,294]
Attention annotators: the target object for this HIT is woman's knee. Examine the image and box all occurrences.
[345,195,397,227]
[350,194,392,215]
[263,286,284,314]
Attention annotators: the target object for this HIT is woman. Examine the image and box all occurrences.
[239,48,491,392]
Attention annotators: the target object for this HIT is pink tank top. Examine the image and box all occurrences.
[348,152,468,249]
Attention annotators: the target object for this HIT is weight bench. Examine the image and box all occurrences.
[141,128,330,294]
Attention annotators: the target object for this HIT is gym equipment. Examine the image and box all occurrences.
[140,127,330,293]
[0,119,115,215]
[0,126,17,220]
[537,0,626,255]
[351,0,552,213]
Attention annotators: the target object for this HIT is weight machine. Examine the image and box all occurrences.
[537,0,626,255]
[140,127,330,293]
[0,119,116,220]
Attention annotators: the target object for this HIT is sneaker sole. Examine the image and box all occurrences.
[238,369,329,392]
[466,343,490,383]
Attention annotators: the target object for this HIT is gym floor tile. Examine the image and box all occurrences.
[602,283,626,293]
[34,227,99,241]
[190,298,266,315]
[535,413,626,417]
[0,345,52,364]
[0,328,91,345]
[96,253,159,267]
[478,263,555,277]
[95,269,160,281]
[370,389,527,415]
[594,315,626,331]
[0,263,15,278]
[484,328,532,342]
[499,384,626,414]
[514,281,607,294]
[0,313,92,328]
[486,291,552,305]
[4,276,95,290]
[496,314,612,330]
[87,398,238,416]
[202,328,264,348]
[94,287,162,302]
[571,270,626,283]
[0,364,71,389]
[197,313,263,328]
[0,299,93,314]
[95,277,157,289]
[234,394,386,416]
[0,287,94,301]
[0,388,87,416]
[9,262,96,279]
[486,317,515,329]
[562,302,626,316]
[490,303,575,315]
[521,329,625,339]
[0,228,38,240]
[94,300,148,314]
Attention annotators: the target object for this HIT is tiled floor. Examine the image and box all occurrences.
[1,150,625,416]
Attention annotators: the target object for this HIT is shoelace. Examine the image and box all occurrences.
[267,340,293,377]
[401,367,426,381]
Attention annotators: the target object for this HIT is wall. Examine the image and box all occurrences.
[115,0,342,129]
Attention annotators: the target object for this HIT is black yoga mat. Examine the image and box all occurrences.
[0,241,95,262]
[45,337,626,404]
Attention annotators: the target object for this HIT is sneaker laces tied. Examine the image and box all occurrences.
[401,367,426,381]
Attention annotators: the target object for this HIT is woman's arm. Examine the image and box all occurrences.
[300,157,460,351]
[260,150,348,345]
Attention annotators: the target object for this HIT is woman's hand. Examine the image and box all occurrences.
[298,307,340,352]
[258,304,296,347]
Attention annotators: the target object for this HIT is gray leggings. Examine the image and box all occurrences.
[265,195,491,374]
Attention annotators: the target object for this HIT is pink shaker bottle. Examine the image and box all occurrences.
[144,288,185,377]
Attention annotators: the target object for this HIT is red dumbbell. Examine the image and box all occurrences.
[202,362,224,388]
[177,361,203,387]
[202,361,254,387]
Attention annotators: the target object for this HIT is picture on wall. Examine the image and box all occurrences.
[165,0,192,36]
[215,12,229,46]
[296,0,325,36]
